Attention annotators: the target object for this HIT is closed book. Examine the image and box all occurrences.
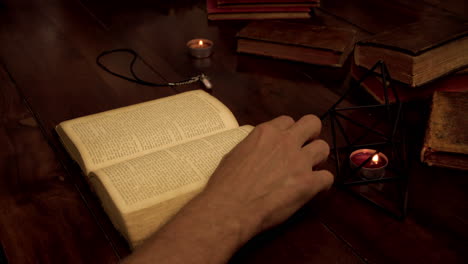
[350,62,468,104]
[237,21,356,67]
[218,0,318,3]
[355,17,468,87]
[217,0,320,8]
[421,91,468,170]
[207,0,311,20]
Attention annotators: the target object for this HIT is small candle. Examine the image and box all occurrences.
[187,38,213,58]
[349,149,388,179]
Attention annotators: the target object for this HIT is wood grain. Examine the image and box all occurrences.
[0,0,467,263]
[0,65,119,263]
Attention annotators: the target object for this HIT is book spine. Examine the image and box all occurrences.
[420,92,438,165]
[208,12,311,20]
[216,3,320,8]
[207,0,312,13]
[217,0,319,4]
[237,38,341,66]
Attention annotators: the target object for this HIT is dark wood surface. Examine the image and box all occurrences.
[0,0,467,263]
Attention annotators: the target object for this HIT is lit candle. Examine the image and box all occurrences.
[187,38,213,58]
[349,149,388,179]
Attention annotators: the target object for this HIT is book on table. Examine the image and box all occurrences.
[350,61,468,104]
[56,90,253,248]
[207,0,312,20]
[216,0,320,8]
[421,91,468,170]
[236,20,356,67]
[354,17,468,87]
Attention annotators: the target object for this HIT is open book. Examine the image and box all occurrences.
[56,90,253,248]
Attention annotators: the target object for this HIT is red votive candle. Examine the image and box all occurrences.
[349,149,388,179]
[187,38,213,58]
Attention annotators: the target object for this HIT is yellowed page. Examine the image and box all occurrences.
[56,90,238,175]
[89,126,253,245]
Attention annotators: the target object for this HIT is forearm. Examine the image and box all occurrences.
[123,115,333,264]
[122,192,253,264]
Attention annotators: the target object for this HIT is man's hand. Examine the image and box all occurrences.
[123,115,333,264]
[202,114,333,242]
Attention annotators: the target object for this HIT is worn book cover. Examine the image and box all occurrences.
[218,0,318,3]
[421,91,468,170]
[217,0,320,8]
[355,17,468,87]
[350,62,468,104]
[237,21,356,66]
[207,0,311,20]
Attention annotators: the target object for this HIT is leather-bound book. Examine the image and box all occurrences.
[217,0,320,8]
[421,91,468,170]
[350,62,468,104]
[207,0,311,20]
[355,17,468,87]
[237,21,356,67]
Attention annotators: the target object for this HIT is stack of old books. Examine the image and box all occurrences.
[207,0,320,20]
[349,16,468,171]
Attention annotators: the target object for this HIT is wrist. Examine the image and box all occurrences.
[192,190,261,247]
[123,191,253,264]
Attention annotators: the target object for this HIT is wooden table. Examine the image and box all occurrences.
[0,0,466,263]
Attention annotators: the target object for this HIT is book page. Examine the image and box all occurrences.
[56,90,239,175]
[90,126,253,216]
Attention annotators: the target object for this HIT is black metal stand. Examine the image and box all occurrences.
[321,61,410,220]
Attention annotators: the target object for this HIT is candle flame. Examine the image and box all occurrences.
[198,40,203,46]
[372,154,379,163]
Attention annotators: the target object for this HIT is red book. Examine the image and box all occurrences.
[217,0,320,8]
[207,0,312,20]
[219,0,318,2]
[350,62,468,104]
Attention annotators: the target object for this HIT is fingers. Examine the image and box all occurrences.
[310,170,334,193]
[301,139,330,167]
[299,170,334,197]
[268,115,295,130]
[288,115,322,145]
